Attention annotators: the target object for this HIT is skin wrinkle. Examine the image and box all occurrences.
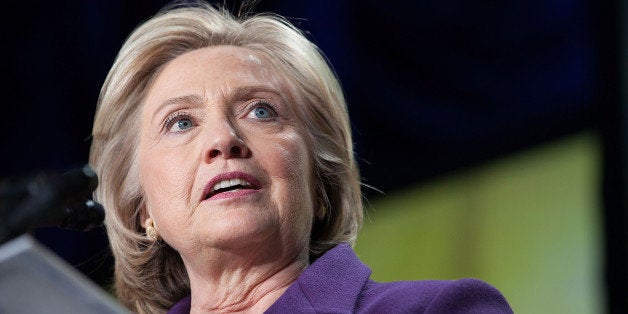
[150,94,206,129]
[183,237,300,312]
[138,45,315,313]
[193,248,304,312]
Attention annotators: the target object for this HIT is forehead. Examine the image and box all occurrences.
[145,45,289,103]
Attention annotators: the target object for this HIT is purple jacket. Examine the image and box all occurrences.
[168,243,513,313]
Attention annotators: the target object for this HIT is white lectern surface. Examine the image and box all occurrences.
[0,234,129,313]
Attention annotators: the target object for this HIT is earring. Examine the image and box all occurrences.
[145,218,159,241]
[316,205,327,220]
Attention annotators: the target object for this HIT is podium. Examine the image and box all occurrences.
[0,234,129,313]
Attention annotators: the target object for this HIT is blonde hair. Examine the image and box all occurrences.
[89,1,363,313]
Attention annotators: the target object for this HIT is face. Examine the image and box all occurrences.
[138,46,315,259]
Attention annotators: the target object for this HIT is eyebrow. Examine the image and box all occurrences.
[158,94,205,111]
[224,85,284,103]
[151,94,205,125]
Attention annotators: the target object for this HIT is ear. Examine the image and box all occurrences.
[139,206,151,228]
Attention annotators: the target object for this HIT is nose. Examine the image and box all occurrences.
[204,121,250,162]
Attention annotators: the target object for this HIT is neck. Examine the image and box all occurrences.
[183,245,309,313]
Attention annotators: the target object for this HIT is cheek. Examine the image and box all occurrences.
[138,140,197,221]
[139,151,199,249]
[259,132,315,221]
[266,133,310,183]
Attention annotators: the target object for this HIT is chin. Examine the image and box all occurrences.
[200,213,280,248]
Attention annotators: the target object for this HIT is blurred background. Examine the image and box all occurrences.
[0,0,624,313]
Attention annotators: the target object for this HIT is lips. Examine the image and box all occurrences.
[202,171,261,201]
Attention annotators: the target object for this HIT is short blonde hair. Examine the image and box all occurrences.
[89,2,363,313]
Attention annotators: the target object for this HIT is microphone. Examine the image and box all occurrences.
[0,165,105,243]
[57,199,105,232]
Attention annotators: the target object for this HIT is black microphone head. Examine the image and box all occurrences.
[59,199,105,232]
[53,165,99,204]
[80,165,99,192]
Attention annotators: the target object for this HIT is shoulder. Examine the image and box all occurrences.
[357,278,513,314]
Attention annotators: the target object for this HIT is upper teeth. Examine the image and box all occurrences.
[212,178,251,192]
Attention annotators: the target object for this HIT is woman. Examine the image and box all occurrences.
[90,1,513,313]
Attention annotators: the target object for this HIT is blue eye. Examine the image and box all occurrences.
[175,118,193,130]
[252,106,274,119]
[165,114,195,133]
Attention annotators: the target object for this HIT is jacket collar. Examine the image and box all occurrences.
[265,243,371,313]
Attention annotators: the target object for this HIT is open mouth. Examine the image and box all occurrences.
[204,178,256,200]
